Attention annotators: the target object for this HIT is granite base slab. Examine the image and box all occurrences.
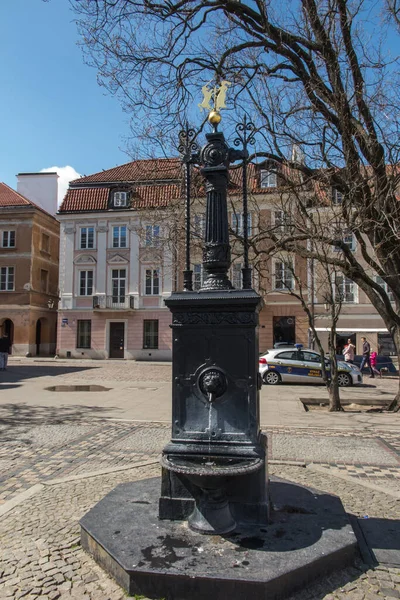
[358,517,400,567]
[80,476,357,600]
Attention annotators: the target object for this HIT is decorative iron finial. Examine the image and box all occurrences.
[178,123,199,164]
[233,115,256,154]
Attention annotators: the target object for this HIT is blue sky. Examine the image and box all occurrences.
[0,0,130,199]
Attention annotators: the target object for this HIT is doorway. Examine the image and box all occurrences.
[36,319,42,356]
[109,322,125,359]
[2,319,14,353]
[273,316,296,345]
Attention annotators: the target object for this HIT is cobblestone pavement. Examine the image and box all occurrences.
[1,419,399,506]
[4,359,173,382]
[0,463,399,600]
[0,360,399,599]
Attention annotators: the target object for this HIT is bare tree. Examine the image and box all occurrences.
[271,251,345,411]
[71,0,400,410]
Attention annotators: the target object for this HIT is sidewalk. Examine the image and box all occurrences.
[2,357,400,429]
[0,360,399,600]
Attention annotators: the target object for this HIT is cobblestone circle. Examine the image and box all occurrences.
[0,463,399,600]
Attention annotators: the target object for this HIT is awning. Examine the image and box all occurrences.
[311,327,388,332]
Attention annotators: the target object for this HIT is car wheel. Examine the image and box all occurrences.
[337,372,352,387]
[263,371,281,385]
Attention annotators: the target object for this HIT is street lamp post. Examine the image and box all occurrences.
[178,122,199,291]
[233,116,256,289]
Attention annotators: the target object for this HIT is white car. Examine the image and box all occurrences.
[259,347,363,386]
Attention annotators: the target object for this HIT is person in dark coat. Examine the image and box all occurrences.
[0,335,11,371]
[360,336,374,378]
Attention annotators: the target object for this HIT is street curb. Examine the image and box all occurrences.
[269,460,306,467]
[0,484,44,518]
[42,460,159,485]
[0,460,159,519]
[307,463,400,500]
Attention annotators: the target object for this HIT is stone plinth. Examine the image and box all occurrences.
[80,476,357,600]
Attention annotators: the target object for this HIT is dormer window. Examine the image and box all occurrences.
[260,169,277,188]
[332,189,343,205]
[113,191,128,208]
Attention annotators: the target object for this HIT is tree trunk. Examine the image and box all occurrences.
[328,378,343,412]
[387,388,400,412]
[387,328,400,412]
[327,318,343,412]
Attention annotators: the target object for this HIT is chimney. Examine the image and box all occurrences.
[17,172,59,216]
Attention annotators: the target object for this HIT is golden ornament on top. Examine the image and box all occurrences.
[208,110,222,126]
[198,80,231,126]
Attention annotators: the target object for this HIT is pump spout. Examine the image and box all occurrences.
[208,391,216,403]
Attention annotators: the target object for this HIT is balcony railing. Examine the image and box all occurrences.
[93,295,135,310]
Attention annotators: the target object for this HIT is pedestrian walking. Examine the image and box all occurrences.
[370,349,381,378]
[360,336,374,378]
[343,338,355,364]
[0,334,11,371]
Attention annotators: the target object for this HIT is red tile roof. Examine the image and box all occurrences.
[60,187,110,212]
[0,182,32,207]
[71,158,182,184]
[131,184,182,208]
[59,183,183,212]
[60,156,318,213]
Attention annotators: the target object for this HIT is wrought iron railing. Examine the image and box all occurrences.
[93,295,135,310]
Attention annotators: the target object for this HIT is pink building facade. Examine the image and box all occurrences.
[56,159,181,360]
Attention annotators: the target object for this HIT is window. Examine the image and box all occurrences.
[378,332,396,356]
[113,191,128,207]
[80,227,94,249]
[194,214,206,238]
[143,320,159,349]
[231,213,252,236]
[0,267,14,291]
[112,269,126,302]
[79,270,93,296]
[41,233,50,253]
[260,169,277,188]
[302,351,321,363]
[231,263,242,289]
[274,211,292,234]
[145,268,160,295]
[335,275,356,303]
[112,225,127,248]
[193,264,204,291]
[375,276,394,302]
[77,320,91,348]
[276,351,297,360]
[343,232,356,251]
[333,231,356,252]
[145,225,160,247]
[274,260,294,290]
[40,270,48,293]
[2,231,15,248]
[332,189,343,205]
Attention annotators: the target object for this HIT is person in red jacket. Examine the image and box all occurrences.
[370,349,381,377]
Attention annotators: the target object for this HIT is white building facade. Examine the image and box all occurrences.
[56,159,180,360]
[56,158,396,362]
